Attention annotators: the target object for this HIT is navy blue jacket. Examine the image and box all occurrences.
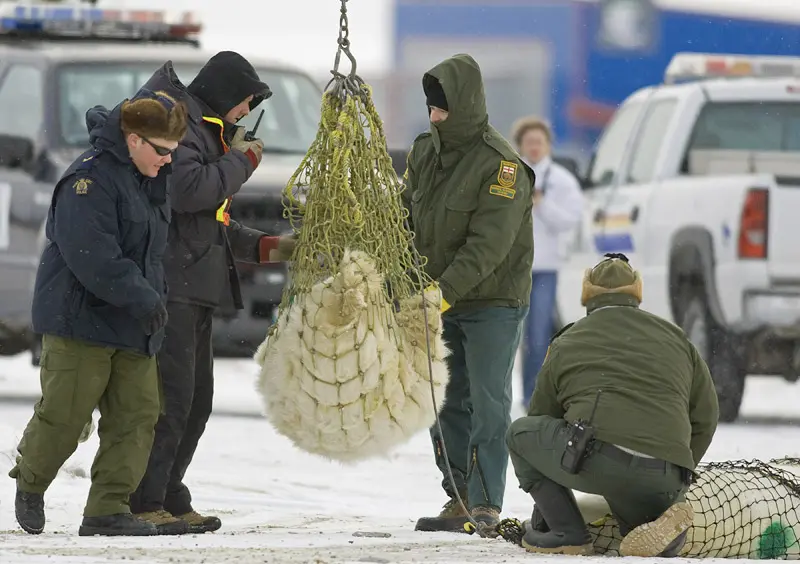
[31,103,171,356]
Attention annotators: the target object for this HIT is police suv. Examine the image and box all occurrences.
[557,52,800,422]
[0,2,322,360]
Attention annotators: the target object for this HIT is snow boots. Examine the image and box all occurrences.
[135,509,190,535]
[415,492,501,534]
[15,488,44,534]
[175,510,222,534]
[521,480,594,555]
[415,495,471,532]
[619,501,693,557]
[78,513,157,536]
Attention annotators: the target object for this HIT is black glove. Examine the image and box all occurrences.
[141,302,168,335]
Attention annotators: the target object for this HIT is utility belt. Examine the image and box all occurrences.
[561,424,695,486]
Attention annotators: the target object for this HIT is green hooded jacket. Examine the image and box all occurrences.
[402,54,534,313]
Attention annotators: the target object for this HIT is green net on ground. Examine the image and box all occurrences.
[497,457,800,558]
[252,0,449,463]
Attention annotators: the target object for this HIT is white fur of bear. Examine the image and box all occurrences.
[254,249,450,462]
[581,460,800,558]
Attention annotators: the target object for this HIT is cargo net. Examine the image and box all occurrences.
[498,457,800,558]
[253,0,449,463]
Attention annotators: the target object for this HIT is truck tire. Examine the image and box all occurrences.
[678,292,745,423]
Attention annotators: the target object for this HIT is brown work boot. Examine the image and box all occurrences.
[415,495,470,532]
[470,506,501,537]
[135,510,190,536]
[619,501,693,557]
[174,510,222,534]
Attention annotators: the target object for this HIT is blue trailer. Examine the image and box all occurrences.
[390,0,800,165]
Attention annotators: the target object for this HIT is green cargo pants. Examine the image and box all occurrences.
[8,334,161,517]
[506,415,688,533]
[430,305,526,511]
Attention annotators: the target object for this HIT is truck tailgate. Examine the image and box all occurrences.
[768,181,800,281]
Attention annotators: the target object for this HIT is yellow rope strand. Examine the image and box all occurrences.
[276,82,432,335]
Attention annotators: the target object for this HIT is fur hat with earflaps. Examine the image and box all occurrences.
[120,89,189,142]
[581,253,643,307]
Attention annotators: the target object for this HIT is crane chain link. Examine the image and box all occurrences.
[327,0,364,101]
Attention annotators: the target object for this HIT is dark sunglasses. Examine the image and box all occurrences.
[142,136,176,157]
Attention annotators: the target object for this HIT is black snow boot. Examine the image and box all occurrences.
[78,513,158,537]
[523,504,550,535]
[619,501,693,557]
[521,480,594,555]
[15,489,45,534]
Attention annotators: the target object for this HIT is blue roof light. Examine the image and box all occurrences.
[0,2,202,42]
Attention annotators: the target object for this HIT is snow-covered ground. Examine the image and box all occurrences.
[0,351,799,563]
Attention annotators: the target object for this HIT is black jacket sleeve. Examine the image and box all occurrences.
[53,176,160,319]
[169,123,255,214]
[226,219,264,263]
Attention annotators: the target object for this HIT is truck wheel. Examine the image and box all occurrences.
[679,293,745,423]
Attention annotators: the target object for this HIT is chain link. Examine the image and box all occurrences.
[328,0,360,96]
[337,0,350,49]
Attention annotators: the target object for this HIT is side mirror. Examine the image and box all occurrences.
[0,134,34,169]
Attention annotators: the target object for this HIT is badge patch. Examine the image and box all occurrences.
[489,184,516,199]
[497,160,518,187]
[73,178,92,195]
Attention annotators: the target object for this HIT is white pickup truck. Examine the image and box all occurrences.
[556,52,800,423]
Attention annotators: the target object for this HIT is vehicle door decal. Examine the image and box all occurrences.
[593,212,634,253]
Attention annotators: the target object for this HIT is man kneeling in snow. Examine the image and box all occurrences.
[505,254,719,557]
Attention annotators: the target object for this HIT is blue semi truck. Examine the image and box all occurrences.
[388,0,800,169]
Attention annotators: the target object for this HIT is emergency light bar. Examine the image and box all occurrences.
[0,2,202,43]
[664,52,800,84]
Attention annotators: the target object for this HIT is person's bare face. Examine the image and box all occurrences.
[520,128,550,165]
[429,106,449,124]
[128,134,178,177]
[225,94,255,124]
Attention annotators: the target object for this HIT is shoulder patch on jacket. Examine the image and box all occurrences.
[497,160,518,187]
[489,184,516,199]
[73,177,92,195]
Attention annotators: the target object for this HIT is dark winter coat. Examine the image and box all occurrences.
[31,103,171,356]
[140,59,271,309]
[402,54,535,313]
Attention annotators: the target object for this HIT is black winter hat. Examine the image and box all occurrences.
[187,51,272,118]
[423,73,448,111]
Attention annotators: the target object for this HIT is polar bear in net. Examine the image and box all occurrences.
[577,457,800,559]
[254,249,450,462]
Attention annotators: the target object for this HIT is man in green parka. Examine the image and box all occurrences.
[505,253,719,557]
[402,53,535,533]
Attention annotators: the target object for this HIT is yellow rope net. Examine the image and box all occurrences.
[253,0,449,462]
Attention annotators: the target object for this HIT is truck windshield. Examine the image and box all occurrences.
[689,102,800,152]
[57,63,321,154]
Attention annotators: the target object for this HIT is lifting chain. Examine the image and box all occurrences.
[327,0,364,101]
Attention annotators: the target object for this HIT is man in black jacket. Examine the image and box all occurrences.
[130,52,295,535]
[10,89,189,537]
